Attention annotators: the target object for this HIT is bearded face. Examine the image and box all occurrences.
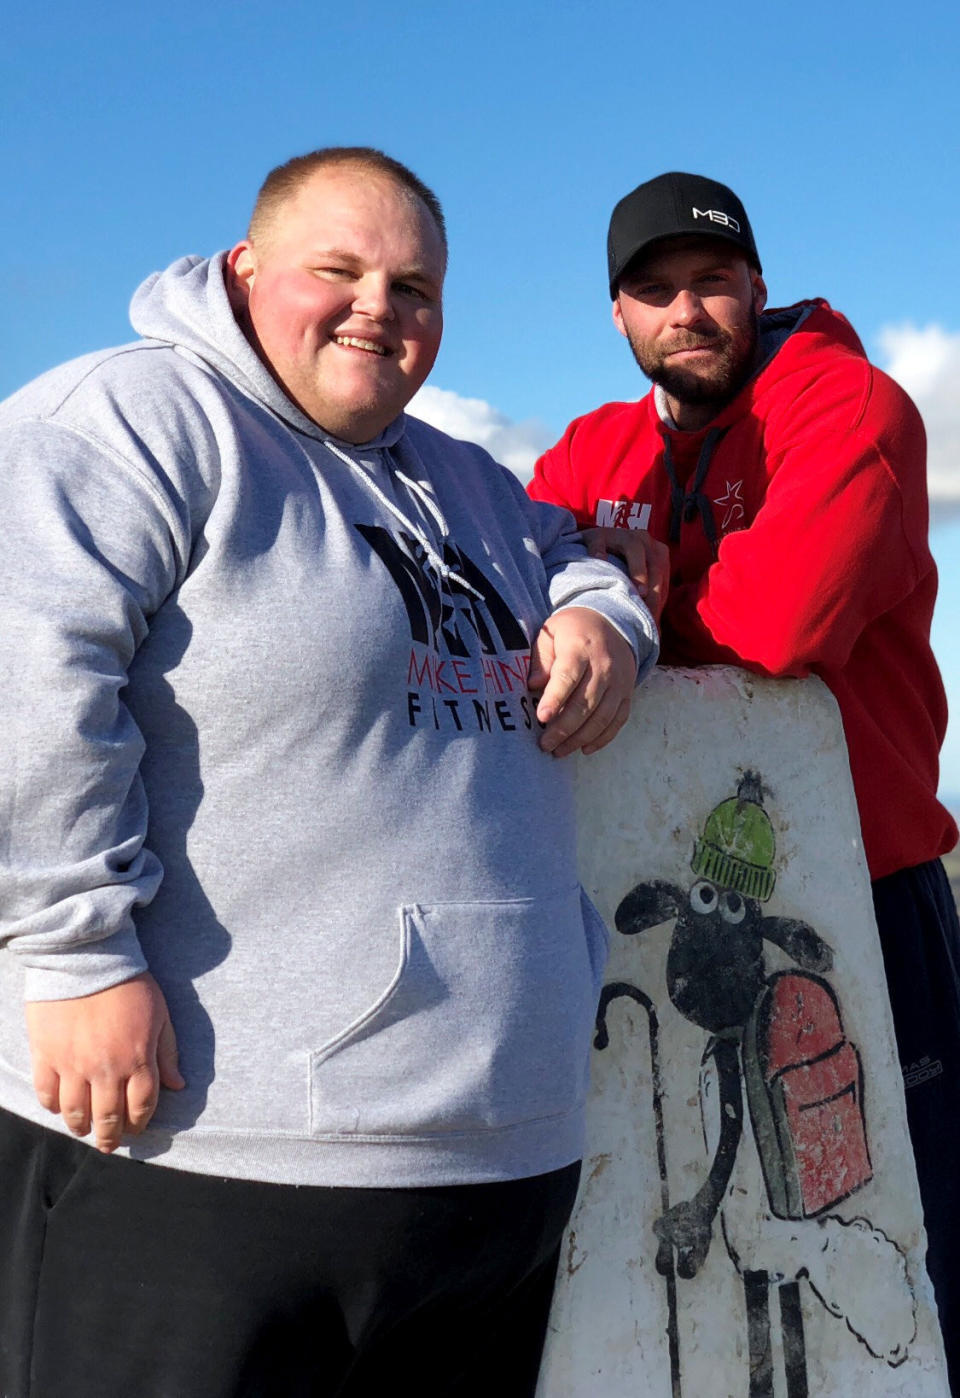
[612,239,767,429]
[624,304,760,410]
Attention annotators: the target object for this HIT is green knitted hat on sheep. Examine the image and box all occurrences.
[691,771,776,902]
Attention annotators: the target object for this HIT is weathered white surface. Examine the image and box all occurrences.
[538,667,948,1398]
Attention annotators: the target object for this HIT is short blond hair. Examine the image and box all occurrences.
[247,146,447,253]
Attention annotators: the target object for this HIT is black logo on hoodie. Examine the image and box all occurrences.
[356,524,538,735]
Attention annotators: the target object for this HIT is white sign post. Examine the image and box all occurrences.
[538,667,949,1398]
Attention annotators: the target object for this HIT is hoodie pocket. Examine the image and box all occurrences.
[309,885,609,1139]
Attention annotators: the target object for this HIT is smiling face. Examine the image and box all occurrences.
[613,236,767,431]
[227,165,445,443]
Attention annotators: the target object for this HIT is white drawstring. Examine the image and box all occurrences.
[321,439,484,601]
[395,468,449,537]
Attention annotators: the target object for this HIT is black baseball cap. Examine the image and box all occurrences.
[607,172,761,297]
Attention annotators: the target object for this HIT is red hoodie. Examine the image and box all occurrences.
[530,300,957,880]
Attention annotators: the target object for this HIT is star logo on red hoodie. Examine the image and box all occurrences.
[714,479,745,532]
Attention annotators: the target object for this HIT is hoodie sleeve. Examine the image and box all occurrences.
[522,491,659,682]
[0,418,189,1001]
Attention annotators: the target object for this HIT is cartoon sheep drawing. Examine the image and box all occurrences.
[599,771,916,1397]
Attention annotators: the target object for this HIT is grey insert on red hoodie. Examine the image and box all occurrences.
[0,254,657,1186]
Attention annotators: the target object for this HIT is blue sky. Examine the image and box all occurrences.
[3,0,959,799]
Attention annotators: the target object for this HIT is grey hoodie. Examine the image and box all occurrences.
[0,254,657,1186]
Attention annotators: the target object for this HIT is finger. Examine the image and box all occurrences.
[536,656,588,731]
[611,531,665,597]
[125,1062,160,1136]
[580,697,632,756]
[586,530,651,592]
[57,1074,92,1139]
[621,540,651,592]
[527,628,554,695]
[645,583,666,626]
[545,688,625,759]
[539,658,607,752]
[644,540,671,619]
[157,1017,185,1091]
[32,1063,61,1116]
[579,528,611,557]
[90,1074,127,1154]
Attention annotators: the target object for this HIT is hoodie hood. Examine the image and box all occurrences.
[129,252,405,451]
[652,299,868,437]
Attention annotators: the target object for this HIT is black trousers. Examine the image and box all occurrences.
[873,857,960,1394]
[0,1108,579,1398]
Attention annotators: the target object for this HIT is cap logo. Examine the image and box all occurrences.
[692,207,741,232]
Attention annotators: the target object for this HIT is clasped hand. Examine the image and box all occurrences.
[529,607,637,758]
[580,526,670,624]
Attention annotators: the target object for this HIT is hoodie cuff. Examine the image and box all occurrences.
[22,927,149,1003]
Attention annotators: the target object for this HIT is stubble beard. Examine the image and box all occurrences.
[628,310,760,412]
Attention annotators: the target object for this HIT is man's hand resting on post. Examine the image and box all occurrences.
[26,972,184,1154]
[581,526,670,625]
[529,606,637,758]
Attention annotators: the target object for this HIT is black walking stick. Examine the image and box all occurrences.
[595,982,681,1398]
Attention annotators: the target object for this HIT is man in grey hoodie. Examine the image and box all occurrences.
[0,148,656,1397]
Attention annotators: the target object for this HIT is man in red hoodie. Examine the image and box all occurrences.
[529,171,959,1384]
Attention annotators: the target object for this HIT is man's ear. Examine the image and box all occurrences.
[751,271,767,315]
[612,296,628,339]
[226,242,256,311]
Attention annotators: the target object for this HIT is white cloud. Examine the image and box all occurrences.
[406,385,555,485]
[877,324,960,521]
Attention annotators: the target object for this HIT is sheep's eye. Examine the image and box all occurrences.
[689,880,718,915]
[720,891,746,924]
